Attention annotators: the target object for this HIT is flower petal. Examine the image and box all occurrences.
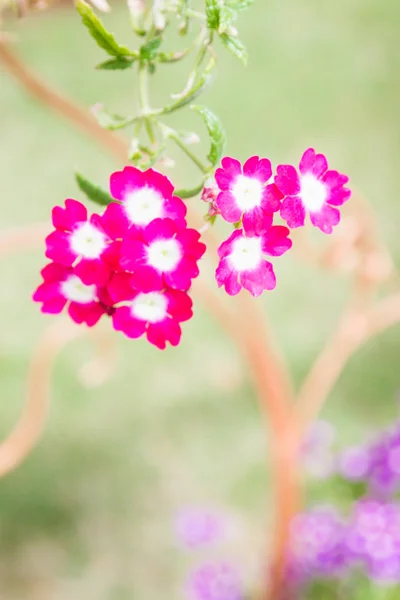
[275,165,301,196]
[68,302,104,326]
[240,261,276,296]
[52,199,87,230]
[280,196,306,228]
[215,191,242,223]
[299,148,328,177]
[112,306,146,338]
[309,204,340,234]
[215,257,241,296]
[242,206,272,236]
[261,226,292,256]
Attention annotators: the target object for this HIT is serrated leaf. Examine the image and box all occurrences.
[76,0,135,58]
[96,57,137,70]
[191,105,226,166]
[227,0,254,10]
[75,172,115,206]
[220,33,248,64]
[205,0,220,29]
[91,104,136,130]
[139,37,162,60]
[218,5,237,33]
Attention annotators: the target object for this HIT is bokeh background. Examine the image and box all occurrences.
[1,1,400,598]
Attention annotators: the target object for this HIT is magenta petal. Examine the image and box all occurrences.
[215,258,241,296]
[280,196,306,228]
[100,202,129,239]
[261,184,283,213]
[323,169,349,189]
[242,206,272,236]
[275,165,301,196]
[328,188,351,206]
[176,229,206,260]
[144,217,177,243]
[242,155,260,176]
[165,258,198,290]
[40,262,70,282]
[215,157,242,191]
[112,306,146,338]
[119,239,147,271]
[166,289,193,322]
[147,319,181,349]
[261,226,292,256]
[165,196,187,227]
[41,296,68,314]
[215,191,242,223]
[145,169,174,198]
[110,166,144,200]
[309,204,340,234]
[74,258,110,287]
[52,199,87,230]
[68,302,104,327]
[33,281,62,303]
[107,273,135,303]
[130,267,163,292]
[240,261,276,296]
[299,148,328,177]
[45,230,76,266]
[243,156,272,182]
[217,229,243,259]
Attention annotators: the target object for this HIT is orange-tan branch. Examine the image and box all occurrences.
[295,291,400,439]
[0,319,81,476]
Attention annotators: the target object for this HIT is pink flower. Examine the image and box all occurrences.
[112,288,193,349]
[109,166,187,230]
[215,226,292,297]
[119,218,206,292]
[201,178,220,217]
[45,199,122,286]
[214,156,282,235]
[275,148,351,234]
[33,262,112,326]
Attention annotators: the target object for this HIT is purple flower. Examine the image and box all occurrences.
[287,507,349,579]
[187,562,242,600]
[338,445,371,481]
[176,508,224,549]
[346,499,400,584]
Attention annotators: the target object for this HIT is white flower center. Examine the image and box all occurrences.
[147,238,182,272]
[69,222,107,259]
[60,275,97,304]
[124,186,164,226]
[300,174,327,213]
[228,236,262,272]
[131,291,168,323]
[231,175,263,212]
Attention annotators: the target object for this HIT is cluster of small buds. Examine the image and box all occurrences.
[211,148,351,297]
[174,508,243,600]
[33,166,205,349]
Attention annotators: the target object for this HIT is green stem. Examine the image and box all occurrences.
[138,62,150,114]
[168,129,208,174]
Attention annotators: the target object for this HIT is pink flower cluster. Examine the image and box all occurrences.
[210,148,351,297]
[33,167,206,349]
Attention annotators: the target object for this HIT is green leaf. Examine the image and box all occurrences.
[220,33,248,64]
[227,0,254,10]
[91,104,136,130]
[218,5,237,33]
[161,57,216,115]
[96,57,136,70]
[75,172,115,206]
[76,0,135,58]
[139,37,162,61]
[191,105,226,166]
[205,0,220,29]
[175,179,206,199]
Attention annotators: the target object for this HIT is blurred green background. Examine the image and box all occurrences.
[1,1,400,598]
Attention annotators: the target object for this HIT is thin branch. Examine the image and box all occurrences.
[295,291,400,439]
[0,319,82,477]
[0,39,127,162]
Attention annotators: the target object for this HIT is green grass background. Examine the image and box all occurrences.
[1,1,400,598]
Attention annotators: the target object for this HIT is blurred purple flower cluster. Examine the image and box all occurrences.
[287,501,400,588]
[338,420,400,497]
[175,507,244,600]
